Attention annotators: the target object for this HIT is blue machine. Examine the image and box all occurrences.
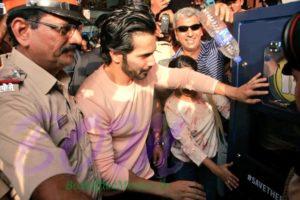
[228,2,300,199]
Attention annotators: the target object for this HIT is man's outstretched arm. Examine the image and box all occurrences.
[214,72,269,104]
[156,66,268,104]
[127,172,206,200]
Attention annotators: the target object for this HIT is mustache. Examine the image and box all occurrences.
[57,44,80,55]
[141,66,152,73]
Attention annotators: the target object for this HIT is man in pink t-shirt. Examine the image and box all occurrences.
[76,5,268,200]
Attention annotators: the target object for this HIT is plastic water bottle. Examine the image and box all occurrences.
[199,4,242,64]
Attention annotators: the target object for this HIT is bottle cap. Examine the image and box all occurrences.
[233,56,242,63]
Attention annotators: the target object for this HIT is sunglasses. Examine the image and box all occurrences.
[176,24,202,32]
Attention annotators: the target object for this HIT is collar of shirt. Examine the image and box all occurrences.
[10,48,70,95]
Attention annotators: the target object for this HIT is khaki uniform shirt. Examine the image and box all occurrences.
[0,49,101,200]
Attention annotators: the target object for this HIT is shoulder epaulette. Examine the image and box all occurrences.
[0,61,26,93]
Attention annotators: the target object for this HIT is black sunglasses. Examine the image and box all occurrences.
[176,24,202,32]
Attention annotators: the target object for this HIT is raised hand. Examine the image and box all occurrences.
[214,3,234,23]
[150,0,171,16]
[235,72,269,104]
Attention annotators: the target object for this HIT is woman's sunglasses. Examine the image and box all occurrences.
[176,24,202,32]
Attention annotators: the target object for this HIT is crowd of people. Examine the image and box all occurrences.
[0,0,298,200]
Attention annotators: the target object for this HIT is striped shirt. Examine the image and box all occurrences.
[174,39,225,81]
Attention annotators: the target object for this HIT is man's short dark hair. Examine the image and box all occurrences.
[99,4,156,65]
[169,55,199,98]
[169,55,198,72]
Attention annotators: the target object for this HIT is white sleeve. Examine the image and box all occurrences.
[212,94,230,119]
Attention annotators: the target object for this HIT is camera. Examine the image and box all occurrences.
[81,25,99,49]
[160,13,170,35]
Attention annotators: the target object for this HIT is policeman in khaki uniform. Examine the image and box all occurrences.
[0,0,101,199]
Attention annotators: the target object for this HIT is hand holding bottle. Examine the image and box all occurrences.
[214,2,234,23]
[199,3,241,63]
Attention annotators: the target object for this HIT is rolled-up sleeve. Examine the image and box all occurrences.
[0,94,74,200]
[77,96,129,191]
[212,94,230,119]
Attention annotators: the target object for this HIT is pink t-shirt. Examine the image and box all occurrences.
[76,64,218,190]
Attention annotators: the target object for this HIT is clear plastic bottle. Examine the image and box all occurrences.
[199,4,242,64]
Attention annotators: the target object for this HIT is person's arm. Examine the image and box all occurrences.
[128,171,205,200]
[154,65,268,104]
[0,94,90,200]
[211,94,230,119]
[201,158,239,191]
[31,174,91,200]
